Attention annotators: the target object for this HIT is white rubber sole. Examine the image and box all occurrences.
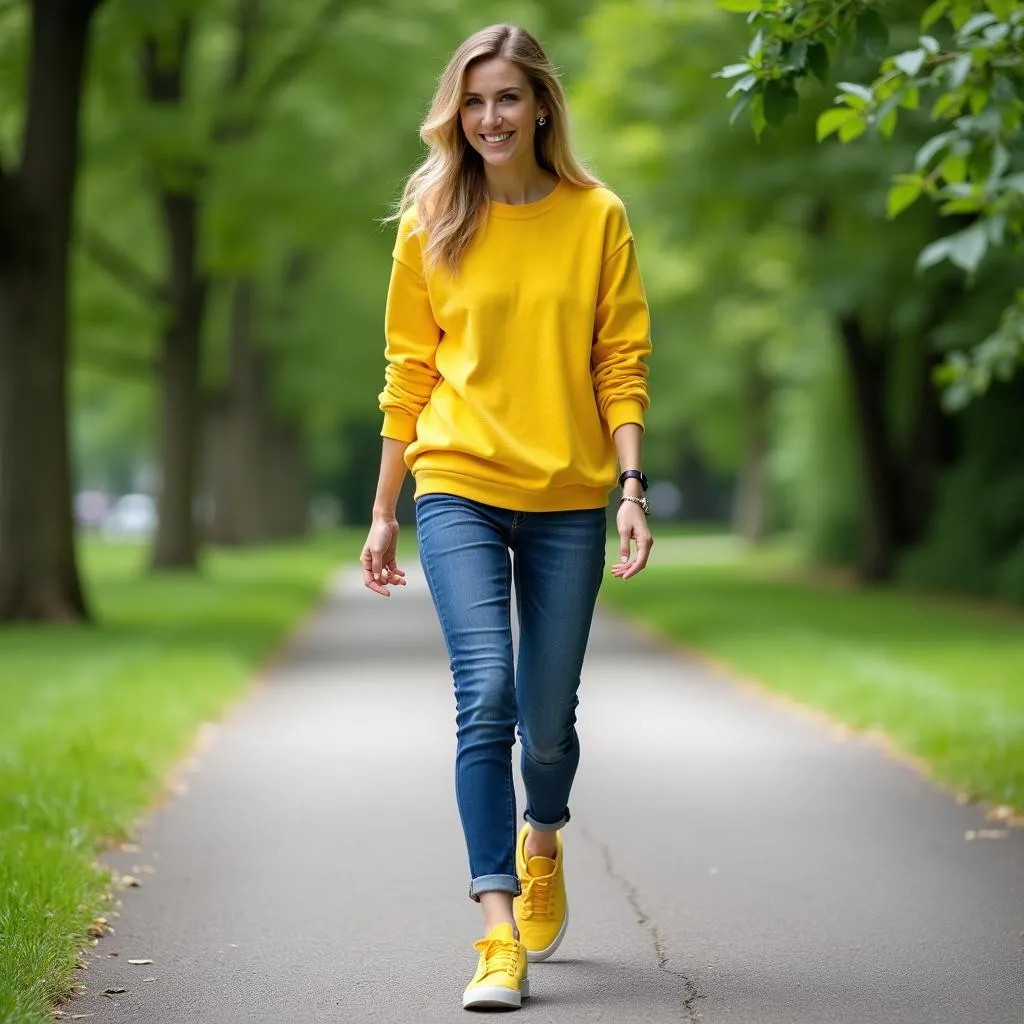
[463,977,530,1010]
[525,905,569,962]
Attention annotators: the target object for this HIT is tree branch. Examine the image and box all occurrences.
[213,0,344,143]
[255,0,345,106]
[223,0,261,95]
[76,224,169,308]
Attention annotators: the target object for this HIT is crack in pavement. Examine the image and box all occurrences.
[580,826,704,1023]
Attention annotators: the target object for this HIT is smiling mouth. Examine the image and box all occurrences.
[482,131,513,145]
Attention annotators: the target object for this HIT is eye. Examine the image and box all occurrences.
[501,92,519,102]
[465,97,481,106]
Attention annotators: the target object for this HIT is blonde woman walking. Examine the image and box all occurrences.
[361,23,653,1011]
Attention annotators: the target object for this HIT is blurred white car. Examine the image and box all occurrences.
[102,493,157,540]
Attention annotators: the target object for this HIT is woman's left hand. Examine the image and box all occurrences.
[611,500,653,580]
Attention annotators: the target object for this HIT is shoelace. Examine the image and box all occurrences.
[474,937,522,977]
[519,874,552,919]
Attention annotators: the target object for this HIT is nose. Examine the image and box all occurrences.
[481,102,502,130]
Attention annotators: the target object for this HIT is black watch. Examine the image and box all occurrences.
[618,469,648,492]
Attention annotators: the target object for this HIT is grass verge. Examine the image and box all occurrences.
[599,538,1024,811]
[0,531,360,1024]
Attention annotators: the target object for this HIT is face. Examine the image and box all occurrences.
[460,57,547,170]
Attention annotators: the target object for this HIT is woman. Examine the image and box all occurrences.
[360,22,653,1011]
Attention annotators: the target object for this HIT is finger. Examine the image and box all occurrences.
[618,529,631,566]
[632,533,654,572]
[370,547,385,581]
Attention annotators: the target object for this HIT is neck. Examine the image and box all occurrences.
[485,159,558,205]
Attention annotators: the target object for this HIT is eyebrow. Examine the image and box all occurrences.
[462,86,522,97]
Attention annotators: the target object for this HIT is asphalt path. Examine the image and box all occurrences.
[68,564,1024,1023]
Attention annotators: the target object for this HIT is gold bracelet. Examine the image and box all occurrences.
[619,494,650,516]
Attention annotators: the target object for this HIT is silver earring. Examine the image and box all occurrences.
[537,116,546,126]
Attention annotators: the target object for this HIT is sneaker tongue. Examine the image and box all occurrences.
[487,922,517,942]
[526,855,556,877]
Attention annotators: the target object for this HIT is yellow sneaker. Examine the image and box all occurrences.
[462,922,529,1011]
[513,825,568,961]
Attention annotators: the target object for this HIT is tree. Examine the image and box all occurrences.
[718,0,1024,405]
[0,0,106,622]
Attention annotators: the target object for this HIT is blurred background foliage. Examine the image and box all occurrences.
[1,0,1023,619]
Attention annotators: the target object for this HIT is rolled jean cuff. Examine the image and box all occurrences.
[469,874,521,902]
[523,807,570,833]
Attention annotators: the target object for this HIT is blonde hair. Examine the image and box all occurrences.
[395,24,602,274]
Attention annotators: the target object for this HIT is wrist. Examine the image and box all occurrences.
[621,479,645,498]
[372,507,397,521]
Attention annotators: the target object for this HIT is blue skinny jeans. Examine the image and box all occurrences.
[415,493,606,900]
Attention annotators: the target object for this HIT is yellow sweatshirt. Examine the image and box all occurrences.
[378,178,651,512]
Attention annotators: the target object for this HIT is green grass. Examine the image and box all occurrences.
[600,537,1024,810]
[0,531,360,1024]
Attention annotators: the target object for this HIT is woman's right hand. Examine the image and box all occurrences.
[361,515,407,598]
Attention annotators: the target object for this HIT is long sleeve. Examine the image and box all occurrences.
[592,229,652,435]
[378,212,442,442]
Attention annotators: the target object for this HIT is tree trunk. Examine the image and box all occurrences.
[150,191,207,569]
[0,0,103,622]
[732,362,769,542]
[142,28,209,570]
[206,278,267,546]
[264,423,309,539]
[838,314,900,582]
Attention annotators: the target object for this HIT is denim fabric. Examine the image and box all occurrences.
[415,493,606,900]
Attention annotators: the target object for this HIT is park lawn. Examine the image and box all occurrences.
[599,541,1024,812]
[0,531,361,1024]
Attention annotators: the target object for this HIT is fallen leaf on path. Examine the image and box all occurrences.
[87,918,110,938]
[127,959,153,965]
[142,978,156,983]
[118,875,141,888]
[964,829,1008,841]
[986,805,1024,827]
[119,843,140,853]
[100,988,126,997]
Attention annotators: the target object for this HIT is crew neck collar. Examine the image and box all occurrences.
[487,177,567,219]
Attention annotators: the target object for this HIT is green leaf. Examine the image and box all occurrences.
[887,181,922,218]
[807,43,829,83]
[939,197,983,214]
[914,132,953,169]
[932,91,965,119]
[717,62,754,79]
[816,106,859,141]
[920,35,941,54]
[960,12,998,36]
[893,48,927,76]
[727,73,758,98]
[878,106,899,138]
[838,116,867,143]
[750,91,767,139]
[940,153,968,182]
[947,222,988,272]
[837,81,874,108]
[922,0,950,29]
[900,86,920,110]
[917,236,953,270]
[763,80,798,126]
[985,0,1013,18]
[946,52,973,88]
[1002,172,1024,196]
[856,8,890,59]
[717,0,762,11]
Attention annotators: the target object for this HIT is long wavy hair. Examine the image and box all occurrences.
[395,24,602,274]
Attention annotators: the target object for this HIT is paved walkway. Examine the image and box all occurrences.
[71,564,1023,1023]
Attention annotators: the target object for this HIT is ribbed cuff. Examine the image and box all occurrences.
[605,398,646,436]
[380,410,417,442]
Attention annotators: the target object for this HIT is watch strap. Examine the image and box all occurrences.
[618,469,648,491]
